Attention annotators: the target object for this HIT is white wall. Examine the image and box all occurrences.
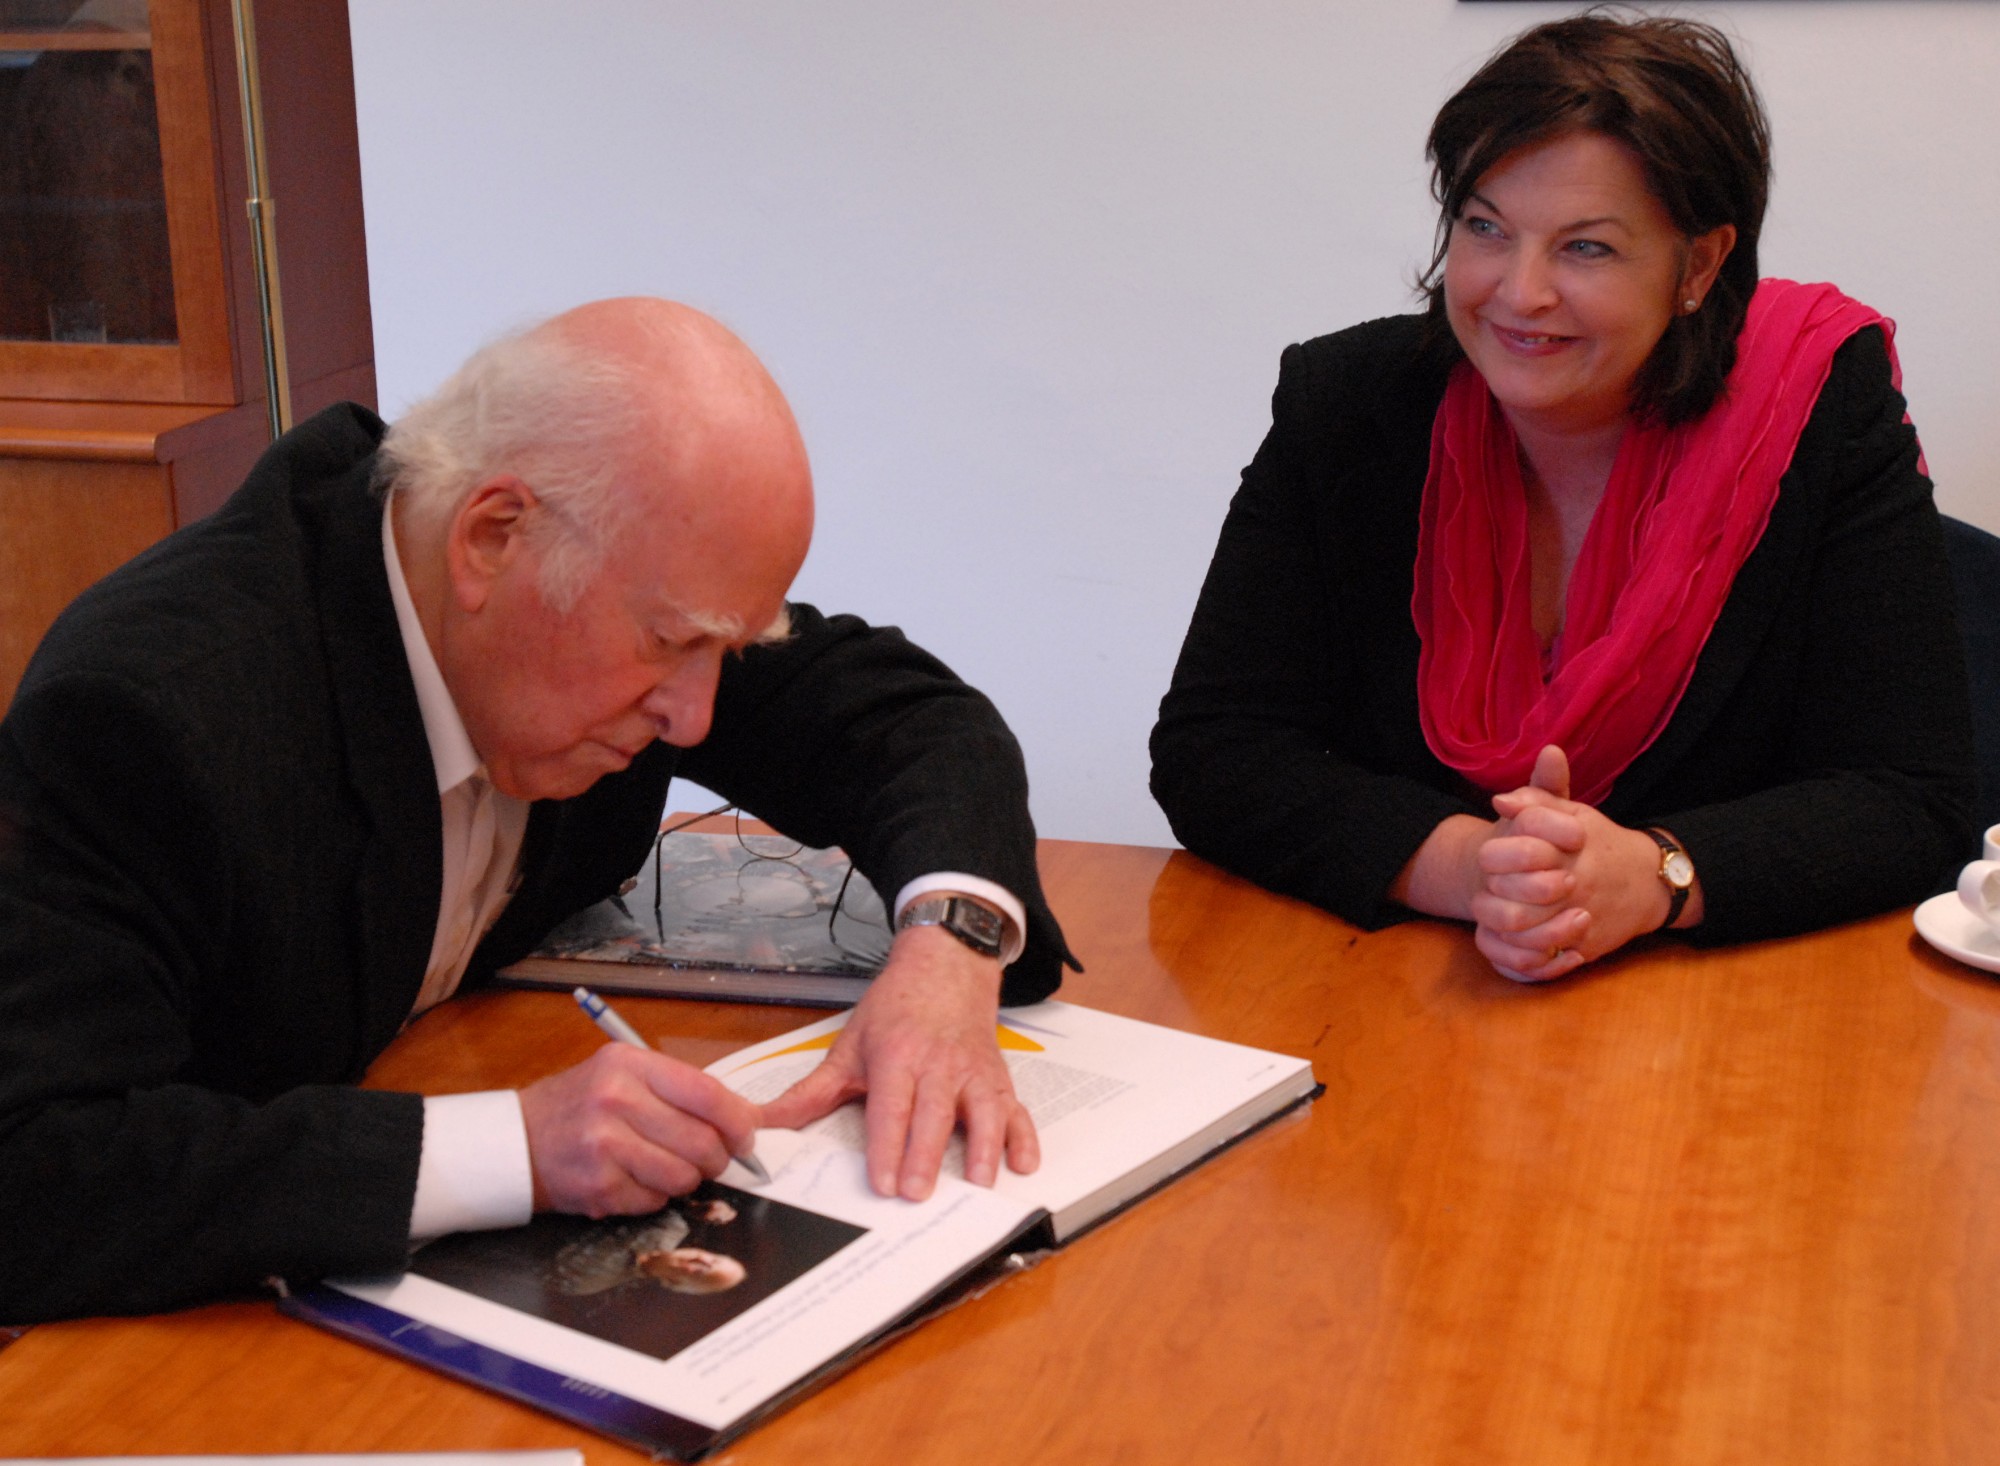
[349,1,2000,846]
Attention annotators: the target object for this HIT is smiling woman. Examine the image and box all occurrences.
[1440,133,1732,455]
[1150,11,1975,984]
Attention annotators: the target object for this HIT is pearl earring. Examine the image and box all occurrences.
[1684,297,1699,313]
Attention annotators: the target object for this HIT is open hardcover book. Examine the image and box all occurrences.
[494,831,889,1007]
[281,1001,1319,1460]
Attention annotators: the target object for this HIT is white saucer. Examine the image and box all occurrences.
[1913,891,2000,975]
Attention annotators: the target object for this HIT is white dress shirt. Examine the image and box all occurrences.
[383,504,537,1240]
[380,500,1028,1240]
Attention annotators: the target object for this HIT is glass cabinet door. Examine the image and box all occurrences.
[0,1,176,347]
[0,0,233,403]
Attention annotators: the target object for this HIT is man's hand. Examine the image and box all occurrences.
[758,923,1038,1201]
[518,1043,759,1217]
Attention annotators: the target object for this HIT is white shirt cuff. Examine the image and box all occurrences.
[891,872,1029,967]
[409,1090,535,1241]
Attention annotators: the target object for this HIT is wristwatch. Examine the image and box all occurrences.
[897,893,1010,960]
[1645,828,1696,931]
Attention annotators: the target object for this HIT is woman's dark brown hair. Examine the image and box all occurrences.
[1418,10,1771,425]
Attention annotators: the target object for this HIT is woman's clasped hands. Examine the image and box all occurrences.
[1469,745,1694,982]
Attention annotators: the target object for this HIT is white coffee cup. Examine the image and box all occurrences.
[1959,858,2000,939]
[1984,823,2000,864]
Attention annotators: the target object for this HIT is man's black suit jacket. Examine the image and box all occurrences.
[1152,314,1975,941]
[0,404,1071,1322]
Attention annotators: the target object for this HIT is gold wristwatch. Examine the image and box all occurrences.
[1645,828,1695,930]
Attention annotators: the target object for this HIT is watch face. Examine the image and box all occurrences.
[1663,851,1695,889]
[950,899,1005,949]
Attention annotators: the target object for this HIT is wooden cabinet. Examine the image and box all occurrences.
[0,0,373,707]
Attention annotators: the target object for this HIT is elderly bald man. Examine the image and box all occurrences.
[0,299,1075,1323]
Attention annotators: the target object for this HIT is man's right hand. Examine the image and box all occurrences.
[517,1044,758,1217]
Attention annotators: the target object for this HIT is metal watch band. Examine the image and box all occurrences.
[897,893,1009,960]
[1645,828,1695,932]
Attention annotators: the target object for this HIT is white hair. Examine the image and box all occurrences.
[376,318,664,612]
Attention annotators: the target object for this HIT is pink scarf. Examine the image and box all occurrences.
[1413,279,1901,805]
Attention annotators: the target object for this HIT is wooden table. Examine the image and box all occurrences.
[4,838,1998,1464]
